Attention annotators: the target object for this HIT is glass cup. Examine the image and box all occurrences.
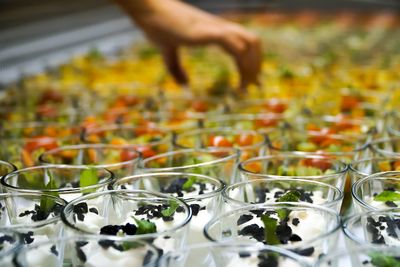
[315,246,400,267]
[1,165,114,202]
[61,189,192,253]
[39,144,140,178]
[159,242,311,267]
[173,128,268,160]
[113,172,225,245]
[238,153,348,190]
[0,192,67,247]
[223,178,344,212]
[349,156,400,184]
[343,209,400,250]
[0,230,21,267]
[14,235,160,267]
[204,203,341,263]
[139,148,240,185]
[352,171,400,213]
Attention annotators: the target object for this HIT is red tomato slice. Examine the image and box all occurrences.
[236,134,254,146]
[24,136,58,153]
[209,135,233,147]
[134,145,157,158]
[120,149,139,162]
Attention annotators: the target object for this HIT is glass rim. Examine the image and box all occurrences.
[351,171,400,211]
[1,164,115,194]
[160,242,311,267]
[141,148,240,172]
[315,245,400,267]
[343,208,400,247]
[204,202,341,248]
[0,192,67,228]
[222,178,344,207]
[113,172,226,201]
[206,113,285,123]
[83,123,171,139]
[38,144,142,169]
[238,153,349,179]
[173,127,269,150]
[14,234,161,267]
[61,189,193,238]
[0,160,18,175]
[370,136,400,157]
[349,156,400,176]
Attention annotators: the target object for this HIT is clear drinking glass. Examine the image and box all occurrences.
[14,235,160,267]
[343,209,400,250]
[39,144,140,178]
[352,171,400,213]
[238,153,348,190]
[204,203,341,263]
[0,160,17,177]
[159,242,311,267]
[315,246,400,267]
[349,156,400,184]
[173,128,268,160]
[61,189,192,253]
[113,172,225,244]
[1,165,114,202]
[223,178,343,212]
[140,148,240,185]
[0,193,67,247]
[370,137,400,157]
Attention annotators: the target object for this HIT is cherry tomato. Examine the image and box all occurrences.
[209,135,233,147]
[236,134,254,146]
[308,128,336,145]
[134,145,157,158]
[120,149,138,162]
[191,100,209,112]
[341,95,360,111]
[24,136,58,153]
[302,156,332,171]
[265,99,287,113]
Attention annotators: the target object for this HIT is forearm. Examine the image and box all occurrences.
[113,0,158,24]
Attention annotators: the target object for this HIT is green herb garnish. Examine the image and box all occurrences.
[161,200,179,217]
[370,253,400,267]
[277,190,301,202]
[40,170,59,214]
[80,167,99,194]
[260,214,280,245]
[132,217,157,235]
[121,241,144,251]
[374,191,400,202]
[182,176,197,191]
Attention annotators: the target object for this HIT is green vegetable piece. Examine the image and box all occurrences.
[370,253,400,267]
[277,190,301,202]
[40,170,59,214]
[297,142,317,152]
[80,167,99,194]
[260,214,280,245]
[161,200,179,217]
[374,191,400,202]
[133,217,157,235]
[276,208,290,221]
[182,176,197,191]
[121,241,144,251]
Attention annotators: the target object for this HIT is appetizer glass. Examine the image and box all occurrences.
[159,243,311,267]
[223,178,344,212]
[0,193,67,247]
[343,209,400,249]
[61,189,192,253]
[0,160,17,177]
[173,128,268,160]
[14,235,160,267]
[1,165,114,202]
[204,203,341,262]
[349,156,400,184]
[0,231,20,267]
[352,171,400,213]
[39,144,140,178]
[370,137,400,157]
[139,148,240,185]
[113,172,225,244]
[315,246,400,267]
[238,153,348,190]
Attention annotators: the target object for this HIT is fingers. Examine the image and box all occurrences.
[216,23,262,91]
[160,46,188,85]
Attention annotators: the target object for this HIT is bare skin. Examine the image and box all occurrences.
[114,0,262,91]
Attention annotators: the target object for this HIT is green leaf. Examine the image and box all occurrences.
[40,170,59,214]
[370,253,400,267]
[161,200,179,217]
[374,191,400,202]
[121,241,144,251]
[277,190,301,202]
[80,167,99,194]
[182,176,197,191]
[276,208,290,221]
[132,217,157,235]
[260,214,280,245]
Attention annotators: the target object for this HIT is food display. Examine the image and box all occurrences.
[1,8,400,267]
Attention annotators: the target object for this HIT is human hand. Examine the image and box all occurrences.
[115,0,262,91]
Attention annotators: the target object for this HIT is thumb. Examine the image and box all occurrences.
[160,46,188,85]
